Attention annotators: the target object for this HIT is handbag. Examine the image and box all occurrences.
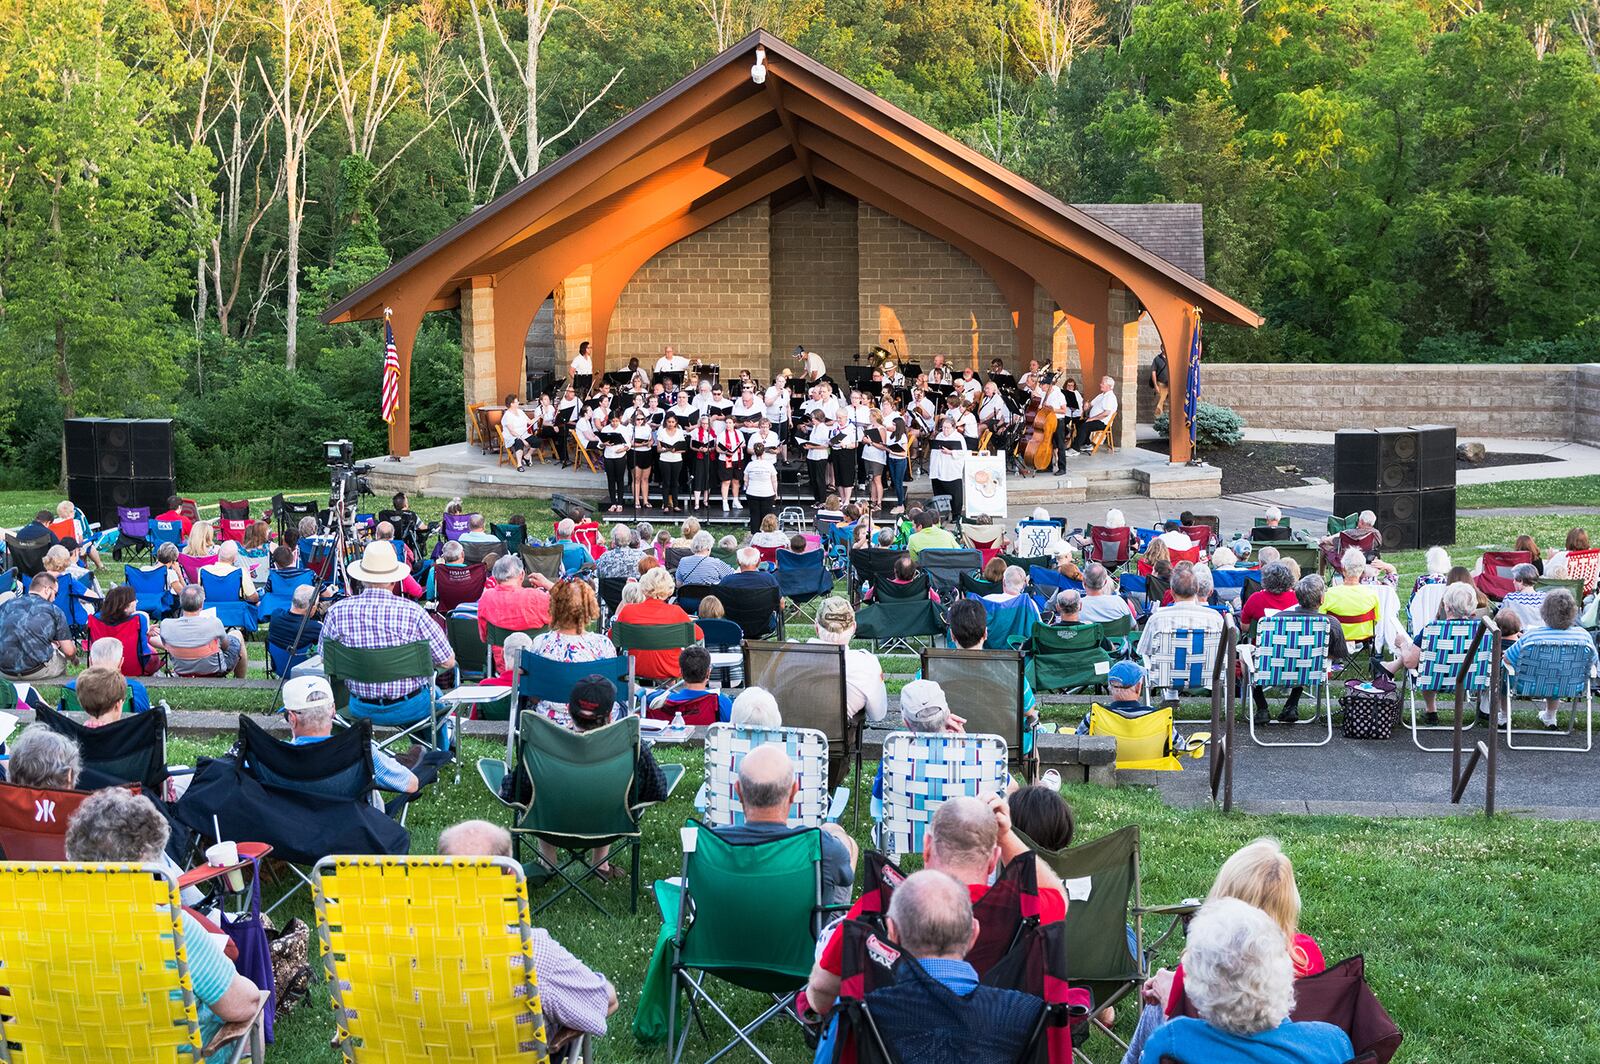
[1340,684,1397,740]
[266,916,313,1021]
[220,858,277,1041]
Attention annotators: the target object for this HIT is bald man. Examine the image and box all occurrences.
[713,744,858,905]
[437,820,618,1045]
[805,795,1065,1019]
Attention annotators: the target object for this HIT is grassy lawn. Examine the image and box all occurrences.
[1457,474,1600,510]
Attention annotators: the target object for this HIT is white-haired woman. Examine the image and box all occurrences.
[729,686,782,728]
[1139,898,1352,1064]
[1410,546,1453,602]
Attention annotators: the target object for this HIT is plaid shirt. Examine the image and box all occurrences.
[531,928,614,1037]
[596,547,644,581]
[319,588,452,700]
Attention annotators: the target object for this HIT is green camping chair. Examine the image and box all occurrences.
[447,612,490,682]
[519,544,566,583]
[491,521,528,555]
[477,712,683,916]
[1018,824,1197,1063]
[660,823,837,1064]
[1098,612,1136,657]
[322,640,454,773]
[1024,622,1111,692]
[611,619,698,684]
[854,573,945,655]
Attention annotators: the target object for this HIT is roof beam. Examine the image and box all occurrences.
[764,79,823,208]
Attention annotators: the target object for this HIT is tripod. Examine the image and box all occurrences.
[267,479,358,710]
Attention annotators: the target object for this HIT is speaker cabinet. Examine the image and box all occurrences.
[1332,490,1422,552]
[91,418,134,479]
[1417,487,1456,546]
[1413,424,1456,491]
[68,476,100,524]
[64,418,101,478]
[1374,427,1418,492]
[129,419,174,479]
[1333,430,1380,493]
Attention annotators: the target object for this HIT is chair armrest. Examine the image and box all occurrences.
[693,781,709,815]
[825,786,850,824]
[1135,901,1202,918]
[476,758,525,812]
[205,989,269,1062]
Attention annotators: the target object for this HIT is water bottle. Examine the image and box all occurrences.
[669,710,687,736]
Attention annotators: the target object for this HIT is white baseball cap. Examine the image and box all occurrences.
[282,675,335,713]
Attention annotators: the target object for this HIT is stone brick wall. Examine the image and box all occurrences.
[460,283,496,437]
[606,202,773,380]
[857,204,1015,374]
[1201,363,1580,440]
[770,199,858,379]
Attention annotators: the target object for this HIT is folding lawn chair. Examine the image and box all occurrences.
[777,547,835,623]
[1503,636,1596,752]
[442,513,476,541]
[717,583,783,641]
[694,723,850,827]
[1141,624,1227,702]
[1088,525,1133,567]
[477,712,684,916]
[959,571,1001,598]
[662,824,837,1064]
[256,567,314,625]
[87,614,162,677]
[0,862,268,1063]
[744,640,857,801]
[854,572,945,655]
[1323,584,1382,684]
[1562,548,1600,596]
[1089,703,1194,770]
[1248,612,1334,747]
[434,562,487,614]
[873,731,1011,857]
[36,702,172,795]
[980,597,1041,651]
[492,521,529,555]
[321,639,454,765]
[1474,550,1533,602]
[273,496,318,540]
[5,533,50,579]
[1020,824,1197,1064]
[922,646,1033,778]
[645,690,723,726]
[125,564,177,617]
[115,505,152,561]
[848,545,907,605]
[199,567,259,632]
[498,653,636,765]
[519,544,566,583]
[1024,622,1110,693]
[1405,617,1492,752]
[1210,568,1256,608]
[0,780,101,859]
[312,855,559,1064]
[612,619,697,684]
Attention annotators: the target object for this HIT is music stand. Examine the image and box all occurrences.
[653,370,686,387]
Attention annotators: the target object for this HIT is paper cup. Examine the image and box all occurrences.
[206,840,239,867]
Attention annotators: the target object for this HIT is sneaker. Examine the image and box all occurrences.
[1540,709,1560,729]
[1276,709,1300,725]
[1040,769,1062,792]
[1424,710,1439,727]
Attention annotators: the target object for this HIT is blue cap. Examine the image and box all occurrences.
[1107,660,1145,688]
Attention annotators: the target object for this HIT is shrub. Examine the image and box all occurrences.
[1154,401,1246,449]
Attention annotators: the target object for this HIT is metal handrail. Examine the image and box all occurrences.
[1208,620,1237,812]
[1448,617,1501,816]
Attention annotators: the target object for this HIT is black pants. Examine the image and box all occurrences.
[809,458,831,503]
[1076,418,1107,449]
[603,456,628,506]
[1052,419,1074,467]
[747,494,775,531]
[538,427,568,463]
[1252,686,1304,719]
[932,477,962,517]
[659,460,684,504]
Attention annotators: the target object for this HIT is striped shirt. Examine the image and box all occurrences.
[1505,624,1596,671]
[181,911,237,1060]
[318,588,452,700]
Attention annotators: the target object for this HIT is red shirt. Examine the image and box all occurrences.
[1240,588,1299,630]
[819,878,1066,976]
[156,509,194,538]
[477,580,552,671]
[613,599,701,680]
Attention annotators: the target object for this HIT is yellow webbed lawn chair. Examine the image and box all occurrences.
[1088,703,1204,771]
[0,862,267,1063]
[313,855,556,1063]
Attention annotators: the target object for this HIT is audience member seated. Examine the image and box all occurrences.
[61,637,151,714]
[866,554,941,604]
[1412,583,1478,726]
[1049,589,1084,626]
[456,514,497,545]
[947,599,1040,743]
[1077,660,1158,733]
[646,645,732,721]
[183,520,218,562]
[160,584,248,678]
[810,597,888,726]
[1498,564,1548,632]
[281,676,418,806]
[596,524,645,580]
[371,522,425,597]
[200,541,261,604]
[1079,563,1134,623]
[142,542,186,595]
[613,567,702,680]
[872,679,965,799]
[154,495,195,539]
[1140,539,1171,577]
[554,518,592,576]
[15,509,57,544]
[267,585,323,676]
[71,666,129,727]
[1006,783,1074,851]
[65,788,264,1049]
[1505,588,1595,729]
[1156,521,1195,552]
[1135,565,1224,662]
[424,540,467,599]
[527,580,617,717]
[438,819,619,1048]
[6,723,79,789]
[728,685,782,727]
[1321,509,1381,552]
[907,510,960,558]
[0,573,79,680]
[718,546,781,594]
[1409,546,1453,604]
[319,543,455,731]
[805,796,1065,1019]
[1138,897,1351,1064]
[983,565,1037,613]
[1545,526,1588,576]
[42,545,97,624]
[478,554,553,671]
[716,744,859,906]
[748,513,790,549]
[93,584,164,674]
[1241,563,1297,631]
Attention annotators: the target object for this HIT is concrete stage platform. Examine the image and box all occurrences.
[362,439,1221,508]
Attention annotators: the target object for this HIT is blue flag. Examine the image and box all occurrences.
[1184,316,1202,443]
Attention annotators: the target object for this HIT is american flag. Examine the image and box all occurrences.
[381,317,400,425]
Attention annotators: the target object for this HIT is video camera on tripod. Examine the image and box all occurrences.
[324,439,374,532]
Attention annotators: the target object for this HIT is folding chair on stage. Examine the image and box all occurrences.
[744,640,857,803]
[0,862,269,1063]
[661,824,837,1064]
[854,572,945,655]
[872,731,1010,857]
[1405,618,1492,752]
[477,712,684,916]
[313,855,563,1064]
[695,722,850,827]
[1248,612,1334,747]
[1503,637,1596,752]
[922,646,1034,778]
[1024,622,1111,693]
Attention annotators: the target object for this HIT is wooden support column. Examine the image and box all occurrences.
[385,303,422,458]
[460,278,498,438]
[1145,296,1196,464]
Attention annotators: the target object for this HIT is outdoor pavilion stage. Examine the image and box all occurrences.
[361,437,1221,522]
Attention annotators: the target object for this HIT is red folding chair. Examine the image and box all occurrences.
[0,782,103,859]
[219,519,250,544]
[434,562,487,614]
[1474,550,1533,601]
[1089,525,1132,566]
[645,691,722,726]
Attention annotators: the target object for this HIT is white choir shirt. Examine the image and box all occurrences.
[744,455,778,498]
[928,432,967,481]
[818,396,841,421]
[849,402,874,429]
[732,397,765,424]
[806,423,833,462]
[655,355,689,375]
[657,427,686,462]
[861,425,888,466]
[669,400,697,424]
[601,424,630,460]
[1087,389,1119,422]
[501,406,531,442]
[570,353,592,376]
[832,421,861,450]
[749,429,781,454]
[1043,386,1069,418]
[576,414,600,447]
[626,422,655,450]
[885,418,910,459]
[764,386,791,422]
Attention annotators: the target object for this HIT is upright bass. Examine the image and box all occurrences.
[1020,379,1056,472]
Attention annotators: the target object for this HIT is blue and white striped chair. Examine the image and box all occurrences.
[1248,613,1332,747]
[1504,637,1596,752]
[695,723,850,827]
[1141,625,1226,701]
[872,732,1010,858]
[1406,618,1492,752]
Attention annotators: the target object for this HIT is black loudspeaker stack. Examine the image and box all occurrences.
[63,418,175,529]
[1333,425,1456,549]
